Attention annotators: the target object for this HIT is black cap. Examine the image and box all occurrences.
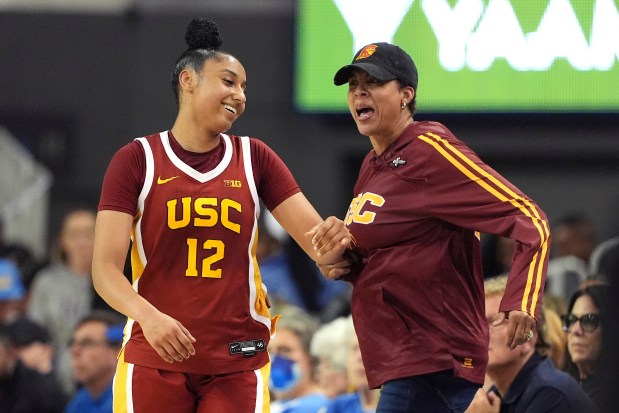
[8,317,51,346]
[334,42,418,90]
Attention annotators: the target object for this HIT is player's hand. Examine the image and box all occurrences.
[464,388,500,413]
[493,310,536,350]
[139,309,196,363]
[316,254,353,280]
[305,216,351,262]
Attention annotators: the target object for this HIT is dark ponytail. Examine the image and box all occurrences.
[171,18,229,105]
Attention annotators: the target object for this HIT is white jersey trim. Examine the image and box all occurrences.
[254,368,264,413]
[160,131,233,183]
[126,362,135,413]
[134,137,153,268]
[241,136,270,331]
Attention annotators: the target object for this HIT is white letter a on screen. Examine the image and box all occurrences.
[334,0,415,55]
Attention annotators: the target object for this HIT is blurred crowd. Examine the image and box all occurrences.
[1,208,617,412]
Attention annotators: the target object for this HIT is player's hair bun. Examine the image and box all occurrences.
[184,18,223,50]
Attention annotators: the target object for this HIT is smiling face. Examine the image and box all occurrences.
[346,69,414,151]
[181,55,247,136]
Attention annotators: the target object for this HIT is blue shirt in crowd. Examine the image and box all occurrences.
[326,392,376,413]
[65,383,113,413]
[271,393,329,413]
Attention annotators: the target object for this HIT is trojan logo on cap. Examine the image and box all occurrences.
[355,44,377,60]
[334,42,418,89]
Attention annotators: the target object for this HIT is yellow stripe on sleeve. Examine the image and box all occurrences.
[418,133,550,316]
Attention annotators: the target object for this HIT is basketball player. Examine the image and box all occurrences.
[92,18,350,413]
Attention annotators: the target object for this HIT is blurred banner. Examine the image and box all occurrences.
[296,0,619,113]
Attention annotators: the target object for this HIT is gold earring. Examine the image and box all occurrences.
[401,101,407,109]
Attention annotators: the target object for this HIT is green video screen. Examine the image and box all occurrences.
[295,0,619,113]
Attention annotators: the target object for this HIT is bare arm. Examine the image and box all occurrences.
[270,192,350,264]
[92,210,195,363]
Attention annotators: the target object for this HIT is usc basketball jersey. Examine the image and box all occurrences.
[122,131,274,374]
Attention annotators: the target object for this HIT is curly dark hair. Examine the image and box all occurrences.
[170,18,235,106]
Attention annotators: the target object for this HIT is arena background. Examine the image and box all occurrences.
[1,0,618,253]
[1,1,618,410]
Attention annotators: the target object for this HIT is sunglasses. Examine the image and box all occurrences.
[561,313,601,333]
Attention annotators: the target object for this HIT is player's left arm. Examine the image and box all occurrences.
[270,192,350,265]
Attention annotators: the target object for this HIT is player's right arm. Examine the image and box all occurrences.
[94,142,195,364]
[92,210,195,363]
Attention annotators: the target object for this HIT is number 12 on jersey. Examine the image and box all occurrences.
[185,238,225,278]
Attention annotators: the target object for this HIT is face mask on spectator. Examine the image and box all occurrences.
[269,354,301,392]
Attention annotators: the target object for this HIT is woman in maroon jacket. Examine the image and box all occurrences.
[313,42,550,413]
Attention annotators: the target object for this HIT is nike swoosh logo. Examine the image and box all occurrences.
[157,176,179,184]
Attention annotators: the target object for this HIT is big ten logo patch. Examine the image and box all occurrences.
[224,180,242,188]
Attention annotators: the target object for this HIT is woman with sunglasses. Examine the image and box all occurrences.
[562,283,610,409]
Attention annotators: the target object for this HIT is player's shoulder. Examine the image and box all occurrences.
[223,133,269,149]
[141,131,163,139]
[115,131,162,154]
[245,136,277,156]
[112,138,146,164]
[133,131,165,145]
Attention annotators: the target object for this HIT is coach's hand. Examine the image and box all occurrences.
[140,309,196,363]
[316,254,353,280]
[493,310,536,350]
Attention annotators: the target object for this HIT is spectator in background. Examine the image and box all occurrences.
[588,236,619,281]
[269,304,328,413]
[542,303,567,370]
[562,284,609,410]
[553,213,597,263]
[310,316,350,399]
[7,316,55,376]
[546,213,597,303]
[326,316,379,413]
[0,258,26,324]
[0,217,44,293]
[65,311,124,413]
[0,323,67,413]
[465,275,596,413]
[27,208,116,394]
